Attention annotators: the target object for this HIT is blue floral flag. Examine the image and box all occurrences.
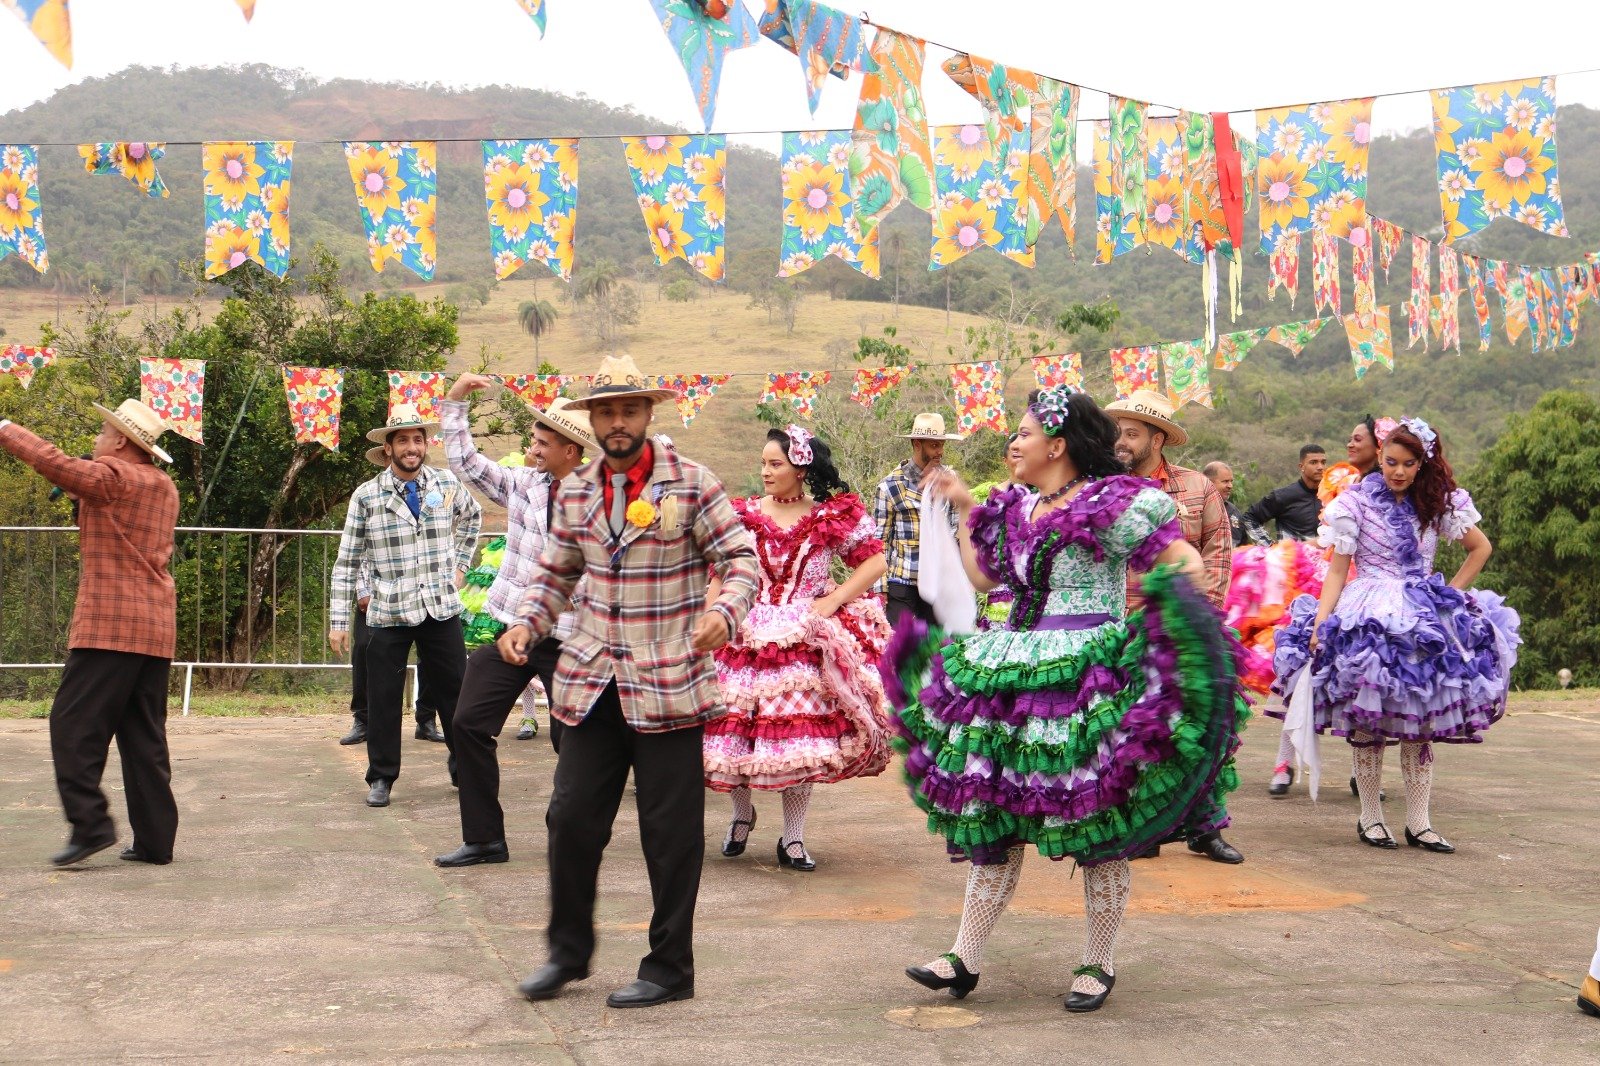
[1255,98,1374,251]
[0,144,48,274]
[779,130,877,278]
[757,0,876,114]
[79,142,168,198]
[3,0,71,67]
[1431,77,1568,243]
[930,122,1032,269]
[483,139,580,281]
[203,141,293,278]
[345,142,438,280]
[513,0,546,35]
[624,135,726,282]
[647,0,761,131]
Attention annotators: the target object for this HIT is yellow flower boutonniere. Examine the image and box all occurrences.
[626,499,657,529]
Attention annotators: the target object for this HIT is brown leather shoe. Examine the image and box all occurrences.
[1580,974,1600,1018]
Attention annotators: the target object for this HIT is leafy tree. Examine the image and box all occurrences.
[663,279,698,303]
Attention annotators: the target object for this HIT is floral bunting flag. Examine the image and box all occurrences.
[1108,345,1160,399]
[949,361,1007,436]
[1406,235,1431,350]
[282,366,343,451]
[346,141,438,280]
[1344,305,1395,379]
[1351,236,1376,318]
[0,343,54,388]
[1092,121,1144,262]
[1372,217,1402,279]
[1311,227,1342,316]
[1107,97,1149,249]
[203,141,292,279]
[483,139,579,281]
[234,0,256,19]
[1266,318,1331,356]
[850,365,913,407]
[1431,78,1567,242]
[1255,97,1374,251]
[1437,244,1462,353]
[1463,256,1493,351]
[1191,113,1258,263]
[496,374,567,411]
[1491,261,1529,345]
[931,123,1032,268]
[1162,340,1211,410]
[779,131,877,278]
[624,134,725,282]
[647,0,761,131]
[514,0,546,35]
[763,370,830,418]
[1524,265,1547,352]
[1214,327,1272,371]
[140,358,204,444]
[79,142,168,198]
[658,372,729,427]
[1555,268,1575,348]
[0,144,48,274]
[387,371,445,443]
[4,0,70,67]
[758,0,875,114]
[1031,352,1083,391]
[850,28,933,237]
[1267,233,1299,304]
[1144,117,1198,263]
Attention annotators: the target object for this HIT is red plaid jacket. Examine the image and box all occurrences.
[0,423,179,659]
[515,444,759,732]
[1126,460,1231,611]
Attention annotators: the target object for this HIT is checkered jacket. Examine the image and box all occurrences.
[873,459,953,593]
[1126,460,1232,611]
[0,423,178,659]
[514,445,759,733]
[330,464,482,631]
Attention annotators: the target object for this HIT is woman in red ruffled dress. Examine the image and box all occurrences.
[703,425,891,871]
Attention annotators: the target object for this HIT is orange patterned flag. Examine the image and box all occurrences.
[496,374,566,412]
[387,370,445,444]
[948,361,1007,436]
[234,0,256,20]
[1108,345,1159,399]
[1031,352,1082,391]
[140,357,205,444]
[282,366,343,451]
[763,371,830,419]
[0,343,55,389]
[5,1,71,67]
[850,365,913,408]
[658,373,729,427]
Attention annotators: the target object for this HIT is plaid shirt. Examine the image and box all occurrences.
[1127,460,1231,610]
[874,459,954,593]
[0,423,178,658]
[515,445,758,733]
[330,464,482,631]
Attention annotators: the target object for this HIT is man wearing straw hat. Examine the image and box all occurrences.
[329,404,482,809]
[0,399,181,867]
[431,374,598,869]
[498,352,758,1009]
[873,412,964,627]
[1106,388,1244,866]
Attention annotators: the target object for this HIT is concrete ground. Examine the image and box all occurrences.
[1,699,1598,1065]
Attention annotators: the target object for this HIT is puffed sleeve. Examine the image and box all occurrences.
[1103,485,1181,570]
[1438,488,1483,543]
[840,506,884,568]
[1318,490,1361,556]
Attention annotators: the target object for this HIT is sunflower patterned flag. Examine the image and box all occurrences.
[1091,121,1144,262]
[850,365,914,407]
[1143,117,1199,263]
[387,371,445,444]
[282,366,343,451]
[1491,261,1530,345]
[1311,227,1342,316]
[0,343,54,388]
[1161,340,1212,410]
[763,370,830,419]
[624,134,726,282]
[79,142,168,198]
[1031,352,1082,391]
[495,374,567,412]
[1351,235,1376,319]
[778,131,877,278]
[758,0,875,113]
[345,142,438,280]
[1213,326,1272,371]
[1108,345,1159,399]
[483,139,579,282]
[850,28,934,238]
[1464,255,1493,351]
[1431,78,1567,243]
[1344,306,1395,380]
[1255,97,1375,251]
[203,141,292,279]
[949,361,1007,436]
[514,0,546,35]
[0,145,48,274]
[648,0,760,131]
[930,123,1032,269]
[140,358,204,445]
[658,372,729,427]
[1371,216,1402,280]
[1406,235,1431,350]
[1266,318,1331,357]
[3,0,70,67]
[1436,245,1462,353]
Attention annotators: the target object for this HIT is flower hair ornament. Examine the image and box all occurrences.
[1029,386,1075,437]
[783,424,814,466]
[1396,416,1438,458]
[1372,415,1399,444]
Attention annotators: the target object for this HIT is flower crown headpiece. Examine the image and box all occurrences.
[1377,415,1437,459]
[783,424,814,466]
[1029,386,1076,437]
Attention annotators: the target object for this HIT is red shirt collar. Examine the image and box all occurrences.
[604,441,654,509]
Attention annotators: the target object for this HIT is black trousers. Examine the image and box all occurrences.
[885,583,938,628]
[364,616,465,785]
[350,606,437,728]
[452,637,560,843]
[545,681,705,988]
[49,649,179,859]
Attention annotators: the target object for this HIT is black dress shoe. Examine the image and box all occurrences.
[434,840,510,867]
[606,978,694,1008]
[338,722,367,745]
[50,838,116,867]
[1188,832,1244,864]
[366,780,391,807]
[1404,827,1455,854]
[1063,965,1116,1013]
[119,845,172,865]
[721,810,756,857]
[415,721,446,743]
[776,839,816,871]
[1357,820,1399,848]
[905,953,979,999]
[517,963,587,1001]
[1130,843,1160,859]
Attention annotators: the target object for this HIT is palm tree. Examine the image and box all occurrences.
[141,259,171,317]
[575,258,621,344]
[517,299,559,361]
[53,265,78,325]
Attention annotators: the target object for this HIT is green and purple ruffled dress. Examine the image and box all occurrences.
[881,476,1251,867]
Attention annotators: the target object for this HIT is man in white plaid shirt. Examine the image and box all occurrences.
[329,405,482,809]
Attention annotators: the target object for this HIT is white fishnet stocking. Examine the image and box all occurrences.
[927,846,1026,977]
[1272,728,1297,786]
[781,784,813,861]
[1399,742,1439,839]
[1352,733,1387,836]
[725,786,755,849]
[1073,860,1131,994]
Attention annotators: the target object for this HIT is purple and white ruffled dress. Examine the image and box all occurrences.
[1271,475,1521,744]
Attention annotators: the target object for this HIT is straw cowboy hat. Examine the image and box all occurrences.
[528,396,600,454]
[899,412,963,441]
[564,353,675,410]
[365,403,439,466]
[1103,389,1190,447]
[91,398,174,464]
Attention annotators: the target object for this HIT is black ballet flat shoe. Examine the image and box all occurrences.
[1357,820,1398,849]
[1063,965,1116,1013]
[1404,827,1455,854]
[721,811,756,858]
[1268,764,1295,797]
[905,953,979,1000]
[777,839,816,872]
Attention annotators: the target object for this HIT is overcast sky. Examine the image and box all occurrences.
[4,0,1600,155]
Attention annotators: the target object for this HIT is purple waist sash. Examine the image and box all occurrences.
[1029,612,1114,632]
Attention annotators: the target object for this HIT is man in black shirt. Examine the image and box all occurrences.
[1204,461,1269,547]
[1244,444,1326,541]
